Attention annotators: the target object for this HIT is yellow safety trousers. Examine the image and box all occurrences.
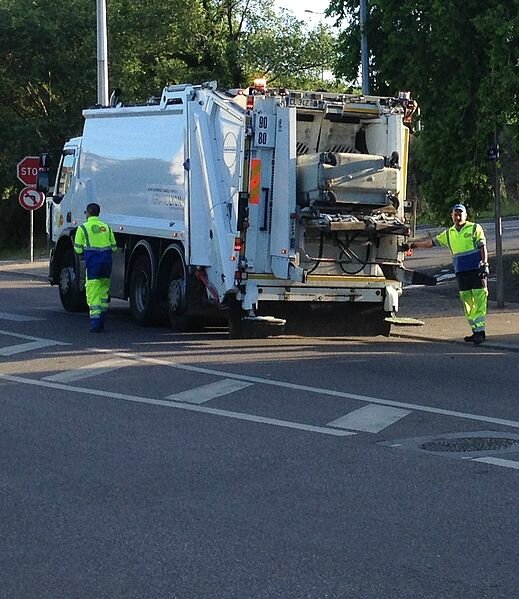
[459,287,488,333]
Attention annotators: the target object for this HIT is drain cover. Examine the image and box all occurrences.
[420,437,519,453]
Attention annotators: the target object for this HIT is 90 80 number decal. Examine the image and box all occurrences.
[254,114,275,148]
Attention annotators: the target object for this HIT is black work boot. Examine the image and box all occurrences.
[473,331,486,345]
[464,333,476,342]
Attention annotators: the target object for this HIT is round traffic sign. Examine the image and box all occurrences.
[18,187,45,211]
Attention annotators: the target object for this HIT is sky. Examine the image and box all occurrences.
[274,0,332,22]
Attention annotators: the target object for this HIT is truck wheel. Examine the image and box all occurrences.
[58,249,87,312]
[167,257,195,331]
[129,255,158,325]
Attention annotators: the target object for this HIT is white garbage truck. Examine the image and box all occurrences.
[39,81,428,337]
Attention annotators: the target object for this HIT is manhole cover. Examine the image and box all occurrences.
[420,437,519,453]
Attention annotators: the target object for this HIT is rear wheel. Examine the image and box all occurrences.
[58,249,87,312]
[129,255,159,325]
[166,256,193,331]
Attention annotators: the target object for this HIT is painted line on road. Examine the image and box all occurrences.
[471,457,519,470]
[94,349,519,431]
[0,312,43,322]
[0,330,68,357]
[43,358,135,383]
[327,405,412,433]
[166,379,253,404]
[0,373,355,438]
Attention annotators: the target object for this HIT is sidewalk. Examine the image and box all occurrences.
[2,259,519,351]
[395,284,519,352]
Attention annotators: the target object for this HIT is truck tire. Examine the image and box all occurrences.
[166,258,193,331]
[58,249,87,312]
[129,255,159,325]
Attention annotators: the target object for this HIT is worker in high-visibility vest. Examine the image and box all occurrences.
[74,203,117,332]
[405,204,489,345]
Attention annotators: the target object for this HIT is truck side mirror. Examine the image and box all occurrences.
[36,170,50,193]
[37,153,55,194]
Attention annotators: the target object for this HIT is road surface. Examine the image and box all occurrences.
[0,270,518,598]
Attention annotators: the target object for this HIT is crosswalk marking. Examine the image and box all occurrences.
[0,329,67,357]
[327,404,412,433]
[0,312,42,322]
[0,373,355,437]
[472,457,519,470]
[43,358,134,383]
[0,340,59,356]
[166,378,253,404]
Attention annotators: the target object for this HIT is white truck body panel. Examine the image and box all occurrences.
[46,83,417,335]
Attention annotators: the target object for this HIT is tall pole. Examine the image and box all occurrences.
[97,0,109,106]
[493,126,504,308]
[360,0,369,94]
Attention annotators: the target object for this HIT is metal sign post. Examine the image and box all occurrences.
[18,187,45,263]
[489,130,504,308]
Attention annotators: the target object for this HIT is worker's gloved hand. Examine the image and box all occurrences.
[479,262,490,279]
[400,242,414,252]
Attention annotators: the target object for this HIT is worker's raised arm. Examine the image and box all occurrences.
[410,238,434,249]
[401,237,434,251]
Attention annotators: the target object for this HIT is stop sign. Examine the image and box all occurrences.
[17,155,43,187]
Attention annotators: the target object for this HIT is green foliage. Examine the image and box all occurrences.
[0,0,338,251]
[0,0,96,250]
[329,0,519,221]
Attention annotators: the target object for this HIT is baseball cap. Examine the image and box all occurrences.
[452,203,467,213]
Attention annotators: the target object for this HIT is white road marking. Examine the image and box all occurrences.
[167,378,253,404]
[0,373,355,437]
[0,329,67,356]
[0,312,42,322]
[327,404,411,433]
[94,349,519,430]
[43,358,134,383]
[472,457,519,470]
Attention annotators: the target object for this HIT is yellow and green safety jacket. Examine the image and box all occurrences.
[74,216,117,279]
[434,221,486,274]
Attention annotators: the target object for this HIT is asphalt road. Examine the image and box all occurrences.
[1,272,518,598]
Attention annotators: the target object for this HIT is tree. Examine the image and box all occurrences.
[0,0,97,250]
[329,0,519,221]
[0,0,340,252]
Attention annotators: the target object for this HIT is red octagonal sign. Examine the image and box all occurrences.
[17,155,43,187]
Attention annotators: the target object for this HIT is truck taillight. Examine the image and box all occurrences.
[234,237,242,252]
[246,95,255,110]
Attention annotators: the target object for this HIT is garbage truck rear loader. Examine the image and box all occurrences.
[40,82,424,337]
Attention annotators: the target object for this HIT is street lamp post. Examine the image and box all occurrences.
[304,10,326,82]
[96,0,109,106]
[360,0,369,95]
